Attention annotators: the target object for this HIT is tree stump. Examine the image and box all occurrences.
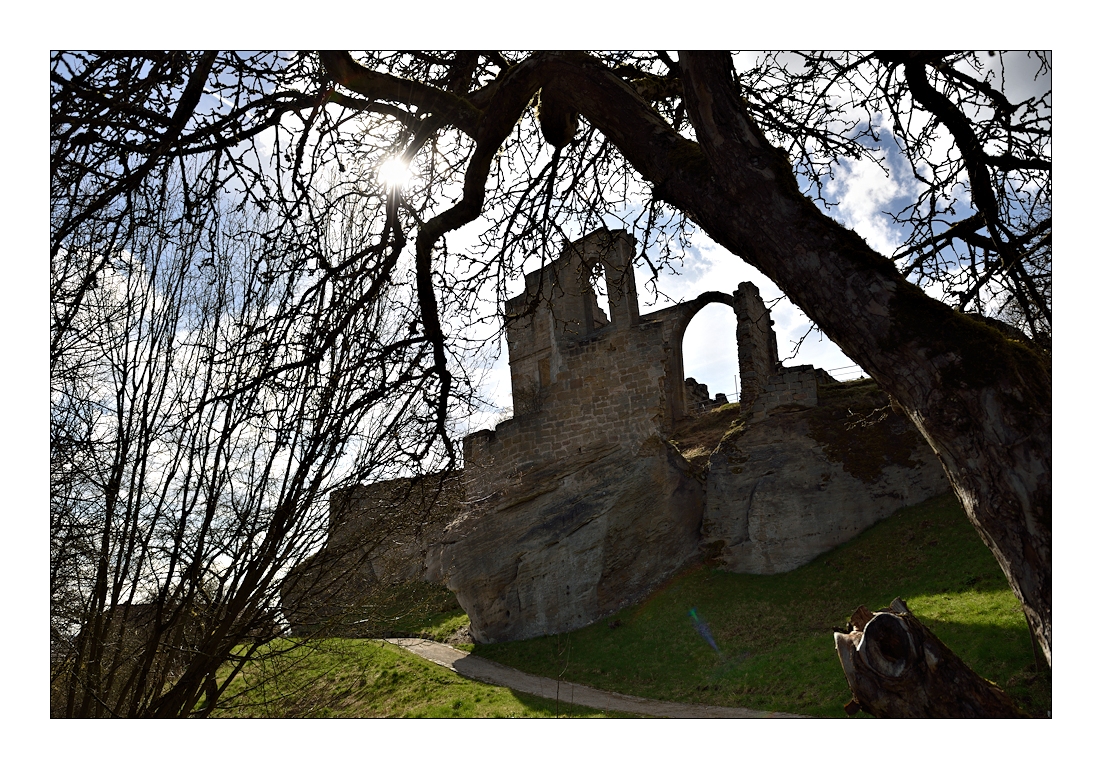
[834,597,1025,717]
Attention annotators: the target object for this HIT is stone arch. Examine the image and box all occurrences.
[661,291,738,423]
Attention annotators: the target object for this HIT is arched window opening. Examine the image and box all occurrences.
[681,303,740,411]
[591,262,612,322]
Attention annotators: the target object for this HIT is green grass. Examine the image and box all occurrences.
[361,581,470,642]
[473,493,1050,717]
[210,637,632,718]
[213,493,1049,718]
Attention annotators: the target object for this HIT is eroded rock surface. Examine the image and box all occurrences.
[427,437,704,643]
[702,385,950,574]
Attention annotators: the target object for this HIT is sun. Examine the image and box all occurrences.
[377,157,414,189]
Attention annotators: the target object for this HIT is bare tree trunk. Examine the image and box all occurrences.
[834,599,1025,718]
[524,52,1051,662]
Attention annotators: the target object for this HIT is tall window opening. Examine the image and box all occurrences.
[682,303,740,407]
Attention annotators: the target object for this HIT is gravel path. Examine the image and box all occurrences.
[384,637,807,719]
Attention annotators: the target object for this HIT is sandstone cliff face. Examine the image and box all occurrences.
[427,437,704,643]
[283,381,950,643]
[702,386,950,574]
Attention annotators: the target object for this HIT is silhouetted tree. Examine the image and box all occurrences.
[51,52,1052,714]
[51,83,470,713]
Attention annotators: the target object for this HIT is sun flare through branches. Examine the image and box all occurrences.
[377,157,414,190]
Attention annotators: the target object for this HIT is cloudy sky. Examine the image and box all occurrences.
[460,51,1055,434]
[465,144,920,432]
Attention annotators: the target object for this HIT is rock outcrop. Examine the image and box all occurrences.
[701,382,950,573]
[427,437,703,643]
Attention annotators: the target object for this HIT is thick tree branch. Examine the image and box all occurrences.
[985,153,1051,172]
[318,51,483,136]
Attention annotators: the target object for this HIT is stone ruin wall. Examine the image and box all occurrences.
[287,228,947,642]
[684,378,728,414]
[465,229,679,492]
[325,476,462,585]
[746,365,832,421]
[734,281,830,421]
[279,474,461,634]
[734,281,780,407]
[465,229,825,487]
[462,318,671,491]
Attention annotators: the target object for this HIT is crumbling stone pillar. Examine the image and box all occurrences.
[595,231,640,330]
[734,282,780,408]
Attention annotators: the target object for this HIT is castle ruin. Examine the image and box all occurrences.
[284,229,949,643]
[464,228,828,476]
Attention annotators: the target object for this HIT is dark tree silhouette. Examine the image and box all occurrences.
[51,51,1051,715]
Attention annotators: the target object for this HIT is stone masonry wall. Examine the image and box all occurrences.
[464,317,670,491]
[734,281,826,421]
[503,229,635,416]
[734,281,780,407]
[744,365,823,421]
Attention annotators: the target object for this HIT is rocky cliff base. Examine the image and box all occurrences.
[428,437,704,643]
[702,380,950,573]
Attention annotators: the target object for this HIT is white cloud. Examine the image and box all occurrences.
[825,151,914,258]
[987,51,1051,106]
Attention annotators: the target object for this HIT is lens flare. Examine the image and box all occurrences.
[377,157,414,189]
[689,607,720,654]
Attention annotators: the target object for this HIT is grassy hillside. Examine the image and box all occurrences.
[214,379,1049,720]
[473,493,1050,717]
[211,637,630,718]
[212,493,1048,718]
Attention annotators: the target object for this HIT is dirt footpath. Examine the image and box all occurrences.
[385,638,807,718]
